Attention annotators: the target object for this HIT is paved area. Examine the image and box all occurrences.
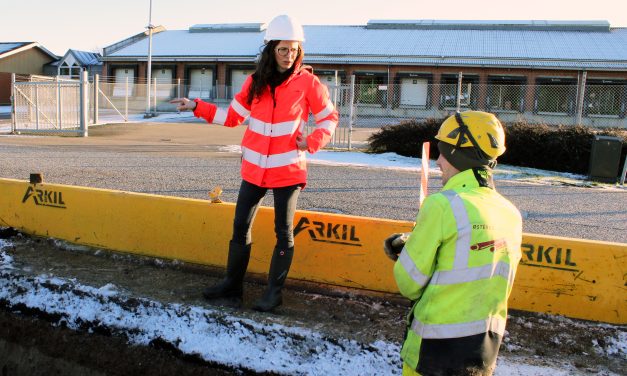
[0,122,625,244]
[0,122,625,375]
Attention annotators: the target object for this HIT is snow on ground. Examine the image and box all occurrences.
[218,145,627,191]
[0,248,399,375]
[0,243,623,376]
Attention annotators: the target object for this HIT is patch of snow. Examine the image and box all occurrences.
[0,249,14,270]
[218,144,241,153]
[600,332,627,357]
[97,283,119,297]
[0,269,402,375]
[495,357,607,376]
[304,150,625,191]
[52,238,93,252]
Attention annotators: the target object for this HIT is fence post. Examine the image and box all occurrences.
[93,74,99,124]
[10,73,16,133]
[576,71,587,125]
[347,75,356,151]
[456,71,463,112]
[177,78,181,99]
[59,77,63,128]
[55,76,60,128]
[125,77,129,121]
[153,77,157,114]
[34,81,40,130]
[79,70,88,137]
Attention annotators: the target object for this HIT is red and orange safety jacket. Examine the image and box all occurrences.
[193,65,338,188]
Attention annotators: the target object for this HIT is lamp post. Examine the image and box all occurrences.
[144,0,154,118]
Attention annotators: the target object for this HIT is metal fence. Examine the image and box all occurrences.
[11,73,88,136]
[12,73,627,140]
[348,82,627,129]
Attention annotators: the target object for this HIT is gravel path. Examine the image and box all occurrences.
[0,122,625,243]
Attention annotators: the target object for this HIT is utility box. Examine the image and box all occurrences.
[589,135,622,183]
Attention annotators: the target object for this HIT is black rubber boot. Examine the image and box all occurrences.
[253,247,294,312]
[203,241,251,300]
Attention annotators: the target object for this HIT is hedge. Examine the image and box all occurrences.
[367,118,627,176]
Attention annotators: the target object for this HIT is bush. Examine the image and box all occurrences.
[368,119,627,175]
[367,118,443,158]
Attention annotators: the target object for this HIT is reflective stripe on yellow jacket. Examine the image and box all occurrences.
[393,168,523,371]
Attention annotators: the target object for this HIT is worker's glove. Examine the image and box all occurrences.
[383,233,410,261]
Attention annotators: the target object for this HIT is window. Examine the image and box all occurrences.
[585,83,626,117]
[357,77,379,104]
[487,77,526,112]
[535,84,576,114]
[440,75,478,109]
[441,83,474,108]
[355,74,386,105]
[489,85,522,111]
[534,78,577,114]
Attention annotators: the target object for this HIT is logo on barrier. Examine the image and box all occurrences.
[22,186,67,209]
[294,217,361,247]
[521,243,578,272]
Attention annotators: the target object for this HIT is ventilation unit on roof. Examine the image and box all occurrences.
[365,20,611,32]
[189,23,266,33]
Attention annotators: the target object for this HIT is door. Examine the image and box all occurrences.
[230,70,250,98]
[189,69,213,99]
[113,68,134,97]
[153,68,173,98]
[400,78,428,106]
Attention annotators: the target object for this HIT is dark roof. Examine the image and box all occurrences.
[0,42,58,60]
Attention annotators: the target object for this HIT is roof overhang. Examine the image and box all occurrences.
[101,56,258,63]
[99,54,627,72]
[0,42,58,60]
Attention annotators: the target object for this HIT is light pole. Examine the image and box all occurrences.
[144,0,154,118]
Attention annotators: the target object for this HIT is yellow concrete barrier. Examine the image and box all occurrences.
[0,178,625,324]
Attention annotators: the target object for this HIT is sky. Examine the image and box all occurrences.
[2,0,627,56]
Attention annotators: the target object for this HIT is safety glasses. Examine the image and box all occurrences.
[275,47,300,57]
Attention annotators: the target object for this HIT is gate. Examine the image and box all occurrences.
[11,72,88,136]
[304,81,356,149]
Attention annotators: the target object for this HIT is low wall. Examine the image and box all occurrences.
[0,178,624,324]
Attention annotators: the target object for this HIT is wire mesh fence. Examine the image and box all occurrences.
[348,82,627,128]
[11,74,627,141]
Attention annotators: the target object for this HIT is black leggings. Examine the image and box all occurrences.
[231,180,301,249]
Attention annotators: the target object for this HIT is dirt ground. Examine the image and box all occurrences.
[0,231,624,376]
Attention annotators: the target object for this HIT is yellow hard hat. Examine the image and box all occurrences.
[435,111,506,160]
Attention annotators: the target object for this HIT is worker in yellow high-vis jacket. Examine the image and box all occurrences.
[384,111,523,376]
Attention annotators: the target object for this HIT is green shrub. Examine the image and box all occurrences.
[367,118,627,175]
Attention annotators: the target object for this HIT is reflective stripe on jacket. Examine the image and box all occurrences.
[193,66,338,188]
[393,168,523,373]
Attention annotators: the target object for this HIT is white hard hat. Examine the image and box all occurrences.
[264,15,305,43]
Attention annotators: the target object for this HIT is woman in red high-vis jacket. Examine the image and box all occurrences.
[171,15,338,312]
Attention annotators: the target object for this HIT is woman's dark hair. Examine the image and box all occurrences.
[247,40,303,105]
